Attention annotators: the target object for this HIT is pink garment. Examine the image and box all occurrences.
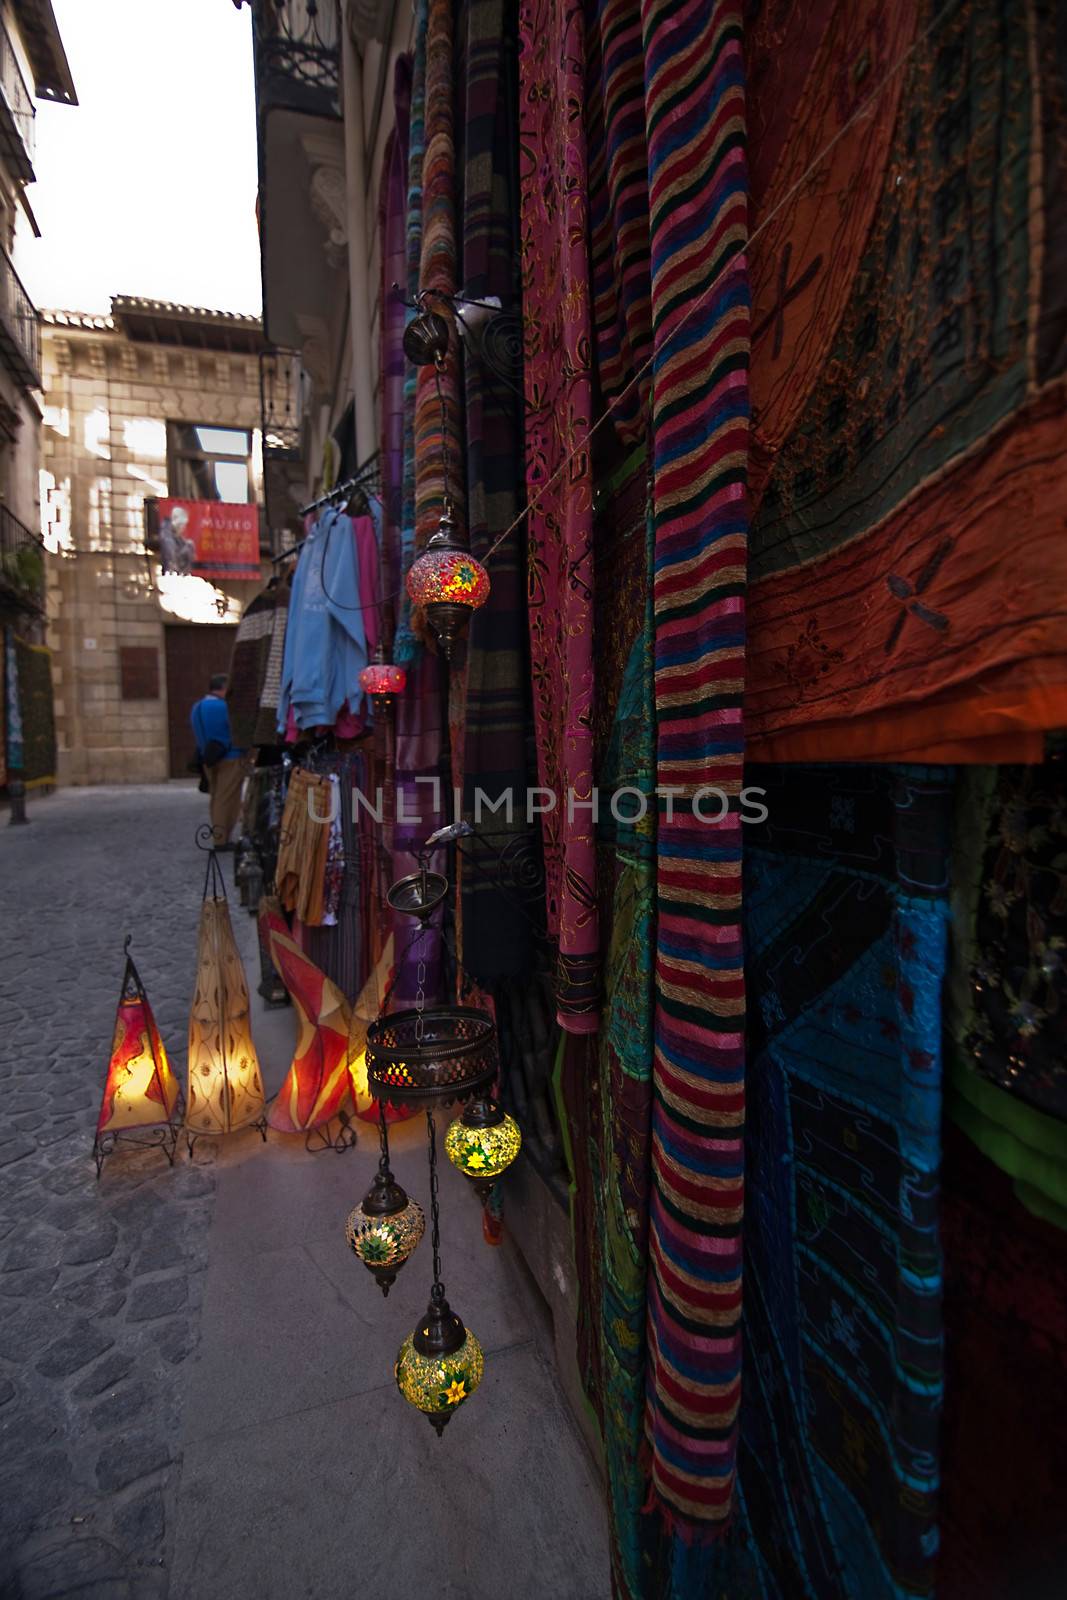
[518,0,598,1032]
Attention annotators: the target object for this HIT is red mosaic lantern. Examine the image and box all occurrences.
[359,646,407,715]
[406,507,490,661]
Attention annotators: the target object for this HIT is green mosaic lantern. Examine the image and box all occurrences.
[345,1102,424,1297]
[345,1181,425,1298]
[445,1098,522,1201]
[396,1296,484,1436]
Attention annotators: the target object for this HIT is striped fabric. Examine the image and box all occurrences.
[413,0,464,551]
[585,0,652,444]
[394,0,427,664]
[641,0,750,1535]
[457,0,533,982]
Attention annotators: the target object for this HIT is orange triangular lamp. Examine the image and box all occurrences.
[93,937,182,1178]
[186,848,267,1146]
[260,899,356,1150]
[348,935,411,1125]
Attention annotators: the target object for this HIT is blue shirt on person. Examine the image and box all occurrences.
[191,694,242,761]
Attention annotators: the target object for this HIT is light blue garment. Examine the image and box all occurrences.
[277,508,369,732]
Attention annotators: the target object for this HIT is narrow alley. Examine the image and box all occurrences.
[0,784,608,1598]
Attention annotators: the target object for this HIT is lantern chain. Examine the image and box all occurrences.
[414,946,427,1045]
[433,352,454,520]
[426,1107,444,1304]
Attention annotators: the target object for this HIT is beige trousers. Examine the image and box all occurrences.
[208,757,248,845]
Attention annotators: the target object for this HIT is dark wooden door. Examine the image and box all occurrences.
[164,624,237,778]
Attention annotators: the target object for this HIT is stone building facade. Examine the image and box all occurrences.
[0,0,76,642]
[40,300,269,785]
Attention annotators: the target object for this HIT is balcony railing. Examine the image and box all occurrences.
[0,243,41,390]
[0,506,45,614]
[0,19,35,183]
[252,0,341,122]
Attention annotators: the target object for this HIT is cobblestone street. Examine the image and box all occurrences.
[0,785,609,1600]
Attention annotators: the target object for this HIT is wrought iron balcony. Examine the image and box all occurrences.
[0,505,45,615]
[252,0,341,122]
[0,18,35,182]
[260,347,305,461]
[0,243,41,389]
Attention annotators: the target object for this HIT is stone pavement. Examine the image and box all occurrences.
[0,785,609,1599]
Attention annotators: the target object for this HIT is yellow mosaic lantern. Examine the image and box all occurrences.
[395,1295,484,1437]
[445,1099,521,1201]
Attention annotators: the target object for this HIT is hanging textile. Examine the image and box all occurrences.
[277,509,369,734]
[414,0,464,553]
[457,0,533,983]
[518,0,598,1031]
[640,0,750,1539]
[262,904,353,1135]
[568,449,657,1598]
[737,764,950,1599]
[227,581,284,750]
[274,768,333,927]
[187,856,266,1136]
[939,1124,1067,1596]
[297,752,373,1003]
[395,0,428,663]
[945,762,1067,1224]
[391,648,446,1008]
[947,763,1067,1121]
[380,54,414,614]
[253,577,290,747]
[744,0,1067,763]
[13,635,56,788]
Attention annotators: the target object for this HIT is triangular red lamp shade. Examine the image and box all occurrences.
[260,898,353,1137]
[94,943,182,1176]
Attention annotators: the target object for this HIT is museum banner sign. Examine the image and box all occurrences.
[150,499,260,580]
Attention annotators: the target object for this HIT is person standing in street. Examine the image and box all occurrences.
[191,673,247,847]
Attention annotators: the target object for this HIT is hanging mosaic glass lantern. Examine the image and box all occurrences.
[396,1293,484,1437]
[345,1101,424,1296]
[445,1098,522,1202]
[359,644,407,716]
[406,506,489,662]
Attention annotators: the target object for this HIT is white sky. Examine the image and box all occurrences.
[14,0,262,317]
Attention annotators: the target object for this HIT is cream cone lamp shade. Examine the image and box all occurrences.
[186,855,266,1136]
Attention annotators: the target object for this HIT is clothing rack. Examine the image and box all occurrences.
[269,454,383,567]
[299,452,381,519]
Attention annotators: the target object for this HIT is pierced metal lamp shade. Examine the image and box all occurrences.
[445,1099,521,1200]
[395,1296,484,1436]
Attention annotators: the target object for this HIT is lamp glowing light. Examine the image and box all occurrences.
[187,853,267,1140]
[445,1099,521,1201]
[395,1295,484,1436]
[346,1173,425,1297]
[405,507,489,660]
[93,939,182,1177]
[359,645,407,715]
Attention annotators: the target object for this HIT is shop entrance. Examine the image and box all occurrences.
[163,624,237,778]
